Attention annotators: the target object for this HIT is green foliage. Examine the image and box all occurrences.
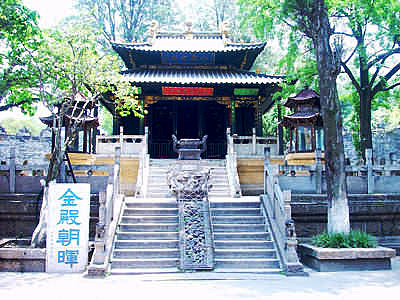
[0,0,43,114]
[75,0,181,43]
[36,18,141,118]
[311,231,377,248]
[0,118,46,136]
[100,106,113,135]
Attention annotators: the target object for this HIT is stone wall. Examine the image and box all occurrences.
[343,127,400,165]
[0,127,51,167]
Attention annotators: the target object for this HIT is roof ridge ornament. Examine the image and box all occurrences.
[220,21,230,45]
[148,20,159,45]
[185,21,193,40]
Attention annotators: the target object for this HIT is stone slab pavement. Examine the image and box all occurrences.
[1,257,399,300]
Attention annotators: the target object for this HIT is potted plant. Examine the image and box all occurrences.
[298,231,396,271]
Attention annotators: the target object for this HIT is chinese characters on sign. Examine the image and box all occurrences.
[46,183,90,273]
[162,86,214,96]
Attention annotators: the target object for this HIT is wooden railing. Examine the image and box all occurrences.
[88,147,124,276]
[226,128,242,198]
[261,148,305,276]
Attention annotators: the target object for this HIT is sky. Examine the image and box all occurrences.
[24,0,76,28]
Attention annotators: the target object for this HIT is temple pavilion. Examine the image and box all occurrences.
[101,22,283,159]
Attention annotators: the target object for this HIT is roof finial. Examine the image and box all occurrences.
[185,21,193,39]
[221,21,230,45]
[148,20,159,45]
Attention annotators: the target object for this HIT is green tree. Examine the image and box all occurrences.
[241,0,350,234]
[334,0,400,157]
[0,0,42,114]
[31,20,141,247]
[75,0,181,43]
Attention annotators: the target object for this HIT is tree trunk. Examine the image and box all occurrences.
[311,0,350,234]
[358,42,373,159]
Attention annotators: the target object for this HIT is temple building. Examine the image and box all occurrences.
[100,22,283,159]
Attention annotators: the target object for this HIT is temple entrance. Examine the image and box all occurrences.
[148,100,227,159]
[177,101,199,139]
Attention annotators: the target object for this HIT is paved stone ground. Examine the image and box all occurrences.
[1,257,399,300]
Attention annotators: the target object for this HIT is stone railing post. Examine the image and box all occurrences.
[252,128,257,155]
[264,147,271,195]
[366,148,374,194]
[9,147,16,193]
[93,192,106,264]
[144,126,149,154]
[315,150,322,194]
[114,146,121,199]
[119,126,124,153]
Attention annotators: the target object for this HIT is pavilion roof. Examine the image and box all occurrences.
[121,69,283,86]
[280,112,322,128]
[283,88,320,109]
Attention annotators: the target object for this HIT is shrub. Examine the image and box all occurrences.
[311,231,377,248]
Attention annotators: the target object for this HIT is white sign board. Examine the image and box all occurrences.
[46,183,90,273]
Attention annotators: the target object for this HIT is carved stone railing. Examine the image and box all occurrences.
[96,127,145,155]
[226,128,242,198]
[88,147,124,276]
[135,127,150,198]
[233,128,278,157]
[168,165,214,270]
[261,148,306,276]
[281,149,400,194]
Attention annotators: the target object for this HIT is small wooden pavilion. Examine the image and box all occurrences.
[280,88,324,153]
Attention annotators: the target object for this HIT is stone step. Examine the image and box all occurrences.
[146,192,231,198]
[114,240,179,249]
[211,208,261,216]
[213,224,267,232]
[215,258,280,269]
[215,249,277,259]
[123,208,178,216]
[120,216,178,224]
[117,232,179,240]
[212,268,282,274]
[214,232,271,240]
[214,240,274,249]
[124,202,177,208]
[118,223,178,232]
[111,258,178,268]
[113,249,179,259]
[210,202,260,209]
[110,268,179,275]
[212,216,265,224]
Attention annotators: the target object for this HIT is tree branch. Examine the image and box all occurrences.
[0,99,30,112]
[341,61,361,92]
[372,62,400,97]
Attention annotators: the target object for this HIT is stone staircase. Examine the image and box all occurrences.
[110,198,179,274]
[110,197,282,274]
[146,159,231,198]
[211,199,281,273]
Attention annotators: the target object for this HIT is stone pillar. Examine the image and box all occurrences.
[256,98,263,136]
[366,148,374,194]
[230,99,236,134]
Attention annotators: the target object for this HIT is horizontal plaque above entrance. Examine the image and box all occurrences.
[162,86,214,96]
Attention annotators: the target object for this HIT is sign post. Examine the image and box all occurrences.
[46,183,90,273]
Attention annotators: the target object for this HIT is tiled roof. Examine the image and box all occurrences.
[112,37,266,53]
[121,69,283,85]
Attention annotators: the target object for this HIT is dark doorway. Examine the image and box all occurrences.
[148,100,227,159]
[177,101,199,139]
[149,101,176,158]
